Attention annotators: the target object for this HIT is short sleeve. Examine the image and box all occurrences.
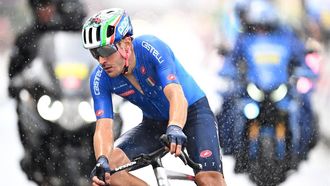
[141,37,180,87]
[89,65,114,119]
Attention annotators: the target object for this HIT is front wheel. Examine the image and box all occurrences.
[249,136,286,186]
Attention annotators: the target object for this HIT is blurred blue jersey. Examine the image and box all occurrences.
[90,35,205,120]
[220,26,313,85]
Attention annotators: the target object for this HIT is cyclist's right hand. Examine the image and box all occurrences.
[166,125,187,157]
[91,155,111,186]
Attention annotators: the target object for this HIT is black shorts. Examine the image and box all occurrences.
[115,97,223,173]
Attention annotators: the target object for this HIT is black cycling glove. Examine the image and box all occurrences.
[90,155,110,182]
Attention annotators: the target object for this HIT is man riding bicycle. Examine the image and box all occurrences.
[82,8,227,186]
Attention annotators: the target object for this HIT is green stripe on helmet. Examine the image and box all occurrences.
[101,14,121,46]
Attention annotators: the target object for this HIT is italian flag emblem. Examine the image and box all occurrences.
[146,76,156,86]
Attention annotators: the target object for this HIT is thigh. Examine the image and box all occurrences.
[115,119,167,160]
[184,97,223,173]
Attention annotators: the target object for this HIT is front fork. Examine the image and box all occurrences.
[247,120,287,160]
[152,157,170,186]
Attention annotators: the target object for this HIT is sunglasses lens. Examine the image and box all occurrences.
[90,49,99,60]
[90,45,117,60]
[98,45,117,56]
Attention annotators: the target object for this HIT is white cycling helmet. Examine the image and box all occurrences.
[82,8,133,49]
[245,0,279,26]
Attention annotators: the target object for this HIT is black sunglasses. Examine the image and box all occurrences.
[90,45,118,60]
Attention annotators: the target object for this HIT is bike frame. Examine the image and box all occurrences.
[152,155,171,186]
[96,135,201,186]
[151,153,196,186]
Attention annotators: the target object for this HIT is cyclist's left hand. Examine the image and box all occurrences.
[166,125,187,156]
[91,155,111,186]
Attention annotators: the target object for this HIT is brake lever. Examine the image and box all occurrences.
[160,134,170,147]
[160,134,202,171]
[95,163,106,182]
[178,153,188,165]
[160,134,188,164]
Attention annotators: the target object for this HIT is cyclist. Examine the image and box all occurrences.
[82,8,227,186]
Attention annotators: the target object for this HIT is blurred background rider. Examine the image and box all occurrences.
[1,0,330,185]
[8,0,86,83]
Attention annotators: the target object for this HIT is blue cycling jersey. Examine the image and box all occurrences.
[89,35,205,120]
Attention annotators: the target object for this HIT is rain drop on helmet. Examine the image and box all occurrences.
[82,8,133,49]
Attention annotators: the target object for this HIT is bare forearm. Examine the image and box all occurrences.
[168,94,187,128]
[94,119,114,160]
[164,84,188,128]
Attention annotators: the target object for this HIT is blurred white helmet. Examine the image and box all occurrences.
[245,0,279,26]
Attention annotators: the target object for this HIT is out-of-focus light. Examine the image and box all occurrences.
[297,77,313,94]
[244,102,260,119]
[247,83,264,102]
[305,53,321,74]
[78,101,96,122]
[270,84,288,102]
[37,95,63,121]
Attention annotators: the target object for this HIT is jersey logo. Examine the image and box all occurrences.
[118,16,130,36]
[140,66,146,75]
[95,109,104,117]
[167,74,176,81]
[200,150,212,158]
[119,89,135,97]
[141,41,164,64]
[146,76,156,87]
[113,83,128,90]
[93,68,103,95]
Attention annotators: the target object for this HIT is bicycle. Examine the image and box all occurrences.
[95,134,202,186]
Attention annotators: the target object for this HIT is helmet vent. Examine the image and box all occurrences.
[88,27,93,44]
[96,26,101,41]
[83,29,86,44]
[107,25,115,38]
[82,8,133,49]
